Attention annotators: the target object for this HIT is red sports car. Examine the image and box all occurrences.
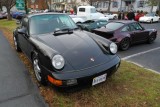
[93,21,157,50]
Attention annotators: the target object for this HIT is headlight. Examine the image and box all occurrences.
[109,42,117,54]
[52,55,65,70]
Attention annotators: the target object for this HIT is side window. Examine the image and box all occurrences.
[121,25,130,32]
[133,23,143,30]
[79,8,85,12]
[129,23,143,31]
[129,24,136,31]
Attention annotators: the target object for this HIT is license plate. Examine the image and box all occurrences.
[92,73,107,86]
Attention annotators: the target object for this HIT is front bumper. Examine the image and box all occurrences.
[41,56,120,87]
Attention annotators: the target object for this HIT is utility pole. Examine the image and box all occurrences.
[24,0,28,14]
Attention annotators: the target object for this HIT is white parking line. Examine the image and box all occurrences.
[122,47,160,60]
[125,61,160,75]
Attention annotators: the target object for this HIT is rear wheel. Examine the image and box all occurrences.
[32,54,47,85]
[119,38,130,51]
[150,19,153,24]
[147,34,156,44]
[13,36,21,52]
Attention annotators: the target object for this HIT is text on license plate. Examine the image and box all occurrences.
[92,73,107,86]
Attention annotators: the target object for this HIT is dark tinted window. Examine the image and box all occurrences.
[79,8,85,12]
[105,22,124,30]
[146,13,154,17]
[129,23,143,31]
[121,25,130,32]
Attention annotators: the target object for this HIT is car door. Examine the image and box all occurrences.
[18,17,31,57]
[128,23,149,43]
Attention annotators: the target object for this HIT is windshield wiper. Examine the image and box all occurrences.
[54,28,73,36]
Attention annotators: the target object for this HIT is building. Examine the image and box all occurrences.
[51,0,88,11]
[92,0,158,13]
[27,0,51,10]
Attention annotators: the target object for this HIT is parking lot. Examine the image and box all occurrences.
[118,22,160,72]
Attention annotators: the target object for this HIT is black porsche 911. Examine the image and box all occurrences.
[13,13,120,87]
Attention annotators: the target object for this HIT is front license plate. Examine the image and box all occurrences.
[92,73,107,86]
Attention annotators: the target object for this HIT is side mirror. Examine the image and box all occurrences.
[17,27,27,35]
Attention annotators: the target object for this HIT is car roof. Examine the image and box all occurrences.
[27,12,66,18]
[110,20,137,24]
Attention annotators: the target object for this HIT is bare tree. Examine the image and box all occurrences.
[0,0,16,20]
[44,0,49,10]
[0,1,2,11]
[81,0,92,5]
[146,0,158,12]
[107,0,111,12]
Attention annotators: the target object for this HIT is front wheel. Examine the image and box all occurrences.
[147,34,156,44]
[32,54,47,85]
[13,36,21,52]
[119,38,130,51]
[150,19,153,24]
[113,16,117,20]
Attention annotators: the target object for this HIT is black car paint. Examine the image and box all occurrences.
[13,13,120,87]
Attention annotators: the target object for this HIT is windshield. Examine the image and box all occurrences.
[145,13,154,17]
[30,14,77,35]
[105,22,124,30]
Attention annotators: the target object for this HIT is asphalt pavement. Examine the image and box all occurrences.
[118,22,160,73]
[0,31,48,107]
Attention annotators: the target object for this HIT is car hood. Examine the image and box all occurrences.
[33,31,114,71]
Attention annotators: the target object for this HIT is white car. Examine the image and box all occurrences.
[69,15,85,24]
[77,6,109,21]
[104,13,118,20]
[139,13,160,23]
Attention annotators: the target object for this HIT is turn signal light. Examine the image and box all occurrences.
[47,75,62,86]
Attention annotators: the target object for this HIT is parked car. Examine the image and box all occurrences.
[69,15,85,24]
[77,19,108,32]
[139,13,160,23]
[13,13,120,87]
[0,12,7,19]
[12,11,25,19]
[93,21,157,51]
[77,6,109,21]
[134,13,144,21]
[104,13,118,20]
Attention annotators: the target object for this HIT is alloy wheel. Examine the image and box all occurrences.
[33,58,42,82]
[120,38,130,51]
[13,37,18,50]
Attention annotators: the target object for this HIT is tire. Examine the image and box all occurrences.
[150,19,153,24]
[13,36,21,52]
[119,38,130,51]
[113,16,117,20]
[147,34,156,44]
[32,54,47,85]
